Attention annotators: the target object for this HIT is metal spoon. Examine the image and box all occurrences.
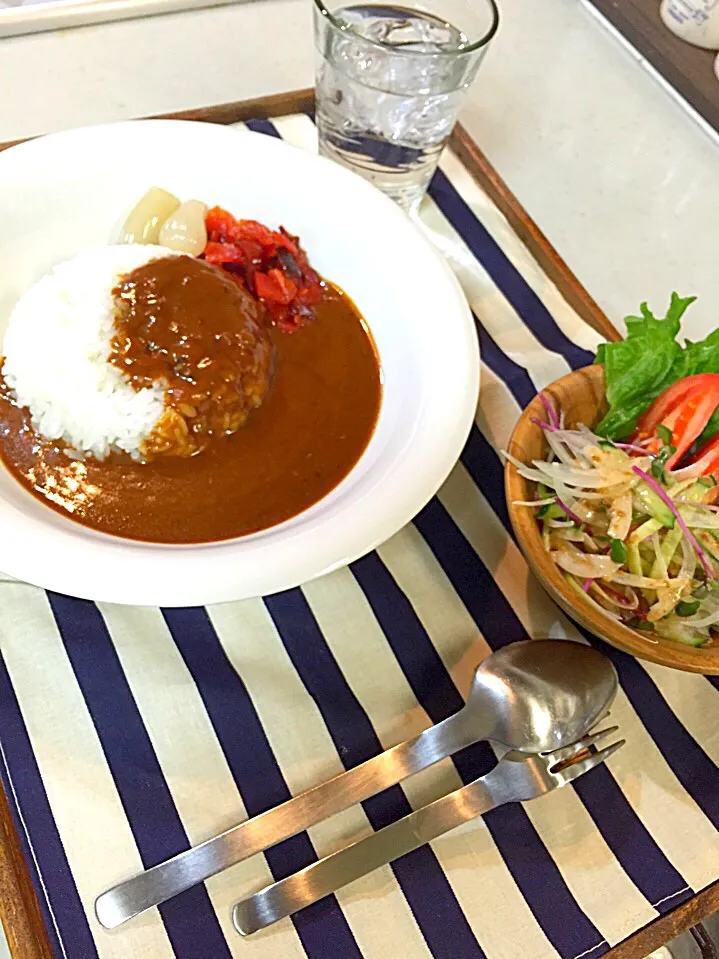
[95,638,617,930]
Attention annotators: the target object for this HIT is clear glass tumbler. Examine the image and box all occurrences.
[313,0,499,212]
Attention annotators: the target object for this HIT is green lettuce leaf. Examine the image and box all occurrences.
[595,293,697,439]
[684,327,719,374]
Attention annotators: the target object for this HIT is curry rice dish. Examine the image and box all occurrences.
[0,239,381,544]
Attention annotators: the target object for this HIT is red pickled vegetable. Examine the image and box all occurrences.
[205,206,240,242]
[201,206,324,331]
[203,241,246,266]
[255,269,298,306]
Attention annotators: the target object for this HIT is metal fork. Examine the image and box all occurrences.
[233,728,624,935]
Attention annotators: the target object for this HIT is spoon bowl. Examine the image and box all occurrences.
[470,639,618,753]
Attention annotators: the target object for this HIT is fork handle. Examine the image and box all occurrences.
[95,704,483,929]
[233,763,510,936]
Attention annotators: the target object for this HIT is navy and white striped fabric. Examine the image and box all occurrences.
[1,114,718,959]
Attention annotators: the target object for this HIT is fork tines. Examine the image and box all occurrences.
[548,729,625,782]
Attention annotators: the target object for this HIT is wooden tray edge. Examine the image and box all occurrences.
[0,782,54,959]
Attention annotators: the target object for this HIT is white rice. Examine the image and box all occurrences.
[2,244,179,461]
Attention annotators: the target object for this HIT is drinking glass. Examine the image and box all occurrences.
[313,0,499,212]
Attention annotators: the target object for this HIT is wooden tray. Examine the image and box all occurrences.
[584,0,719,136]
[0,88,717,959]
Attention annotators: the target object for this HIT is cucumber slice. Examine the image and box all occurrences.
[629,518,663,546]
[655,619,708,647]
[627,543,643,578]
[539,502,566,520]
[635,482,675,529]
[654,526,683,577]
[680,481,715,504]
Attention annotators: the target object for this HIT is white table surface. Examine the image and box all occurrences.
[0,1,718,956]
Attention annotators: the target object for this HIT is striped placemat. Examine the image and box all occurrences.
[1,113,718,959]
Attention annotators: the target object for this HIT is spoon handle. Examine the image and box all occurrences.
[95,704,486,929]
[234,763,505,936]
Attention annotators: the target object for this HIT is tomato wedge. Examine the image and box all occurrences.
[632,373,719,469]
[676,433,719,481]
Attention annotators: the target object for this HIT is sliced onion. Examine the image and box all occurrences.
[559,529,584,540]
[531,461,634,489]
[550,529,584,544]
[615,442,655,456]
[504,452,628,502]
[544,430,582,467]
[503,451,548,484]
[647,578,692,622]
[560,487,628,502]
[589,581,639,610]
[607,570,667,589]
[119,187,180,244]
[580,531,602,552]
[572,501,606,525]
[677,508,719,530]
[669,461,706,482]
[552,427,603,463]
[651,533,668,579]
[507,460,594,501]
[607,491,632,541]
[551,529,602,551]
[676,499,719,513]
[678,536,696,581]
[585,444,652,472]
[511,497,557,507]
[564,573,622,622]
[551,545,620,579]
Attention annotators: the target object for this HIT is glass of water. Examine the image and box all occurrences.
[313,0,499,212]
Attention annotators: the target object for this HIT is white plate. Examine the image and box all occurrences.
[0,120,479,606]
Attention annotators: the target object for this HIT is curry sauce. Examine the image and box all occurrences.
[111,255,274,459]
[0,283,381,543]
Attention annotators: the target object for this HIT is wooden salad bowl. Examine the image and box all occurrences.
[505,363,719,674]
